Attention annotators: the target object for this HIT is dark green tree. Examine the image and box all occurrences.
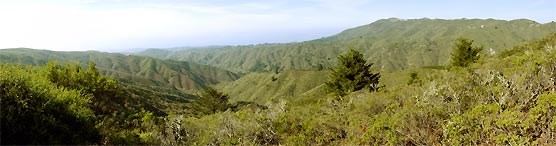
[188,87,232,117]
[450,38,483,67]
[407,71,422,85]
[325,49,380,96]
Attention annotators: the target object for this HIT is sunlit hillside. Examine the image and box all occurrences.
[138,18,556,72]
[0,48,241,91]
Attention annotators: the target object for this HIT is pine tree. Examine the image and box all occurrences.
[325,49,380,96]
[450,38,483,67]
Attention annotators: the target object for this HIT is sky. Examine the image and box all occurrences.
[0,0,554,52]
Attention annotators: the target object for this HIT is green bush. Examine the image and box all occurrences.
[0,65,100,145]
[0,62,163,145]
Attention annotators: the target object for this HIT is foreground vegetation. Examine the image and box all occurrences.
[0,62,160,144]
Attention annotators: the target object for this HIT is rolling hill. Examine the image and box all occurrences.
[216,67,446,104]
[0,48,241,91]
[137,18,556,72]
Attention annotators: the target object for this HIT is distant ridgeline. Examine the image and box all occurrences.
[0,48,241,91]
[137,18,556,73]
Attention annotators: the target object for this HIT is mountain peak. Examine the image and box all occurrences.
[385,17,404,22]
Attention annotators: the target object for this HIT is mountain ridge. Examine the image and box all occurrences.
[0,48,242,91]
[137,18,556,72]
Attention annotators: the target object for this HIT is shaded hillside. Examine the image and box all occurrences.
[0,48,241,91]
[121,81,195,115]
[138,18,555,72]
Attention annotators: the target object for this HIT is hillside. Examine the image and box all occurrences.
[0,48,241,91]
[137,18,556,72]
[217,70,329,103]
[217,67,443,104]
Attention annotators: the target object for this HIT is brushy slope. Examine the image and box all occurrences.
[0,48,241,91]
[137,18,556,72]
[152,33,556,145]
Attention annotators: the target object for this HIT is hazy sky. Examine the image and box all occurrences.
[0,0,554,52]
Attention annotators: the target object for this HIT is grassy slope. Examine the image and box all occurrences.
[216,65,445,104]
[137,18,556,72]
[217,70,329,103]
[0,48,241,91]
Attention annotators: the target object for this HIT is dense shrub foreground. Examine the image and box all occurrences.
[1,34,556,145]
[0,62,161,144]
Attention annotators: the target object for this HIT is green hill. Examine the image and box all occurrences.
[216,70,329,103]
[0,48,241,91]
[217,67,445,105]
[137,18,556,72]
